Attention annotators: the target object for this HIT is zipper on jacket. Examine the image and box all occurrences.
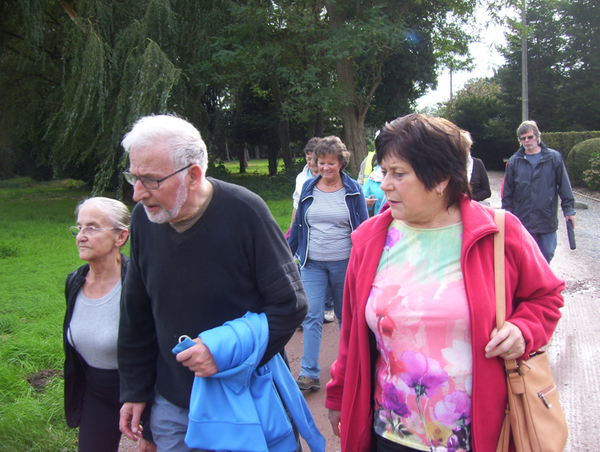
[299,196,314,268]
[343,192,360,232]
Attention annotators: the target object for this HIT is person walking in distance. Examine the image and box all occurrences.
[502,120,575,262]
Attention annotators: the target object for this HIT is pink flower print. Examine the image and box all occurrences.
[388,350,407,375]
[384,227,402,250]
[400,351,449,398]
[381,381,411,418]
[434,391,472,451]
[434,390,471,426]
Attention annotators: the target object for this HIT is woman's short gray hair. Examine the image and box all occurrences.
[76,197,130,229]
[314,136,351,171]
[122,114,208,174]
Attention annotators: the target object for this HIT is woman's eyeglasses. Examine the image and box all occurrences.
[69,226,120,237]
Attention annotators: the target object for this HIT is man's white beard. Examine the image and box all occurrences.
[144,180,188,224]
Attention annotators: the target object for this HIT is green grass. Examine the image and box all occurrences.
[0,170,295,450]
[0,178,89,451]
[222,158,284,175]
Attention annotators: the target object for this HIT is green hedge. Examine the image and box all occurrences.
[567,138,600,187]
[543,131,600,160]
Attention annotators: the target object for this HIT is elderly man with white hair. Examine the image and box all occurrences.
[117,114,309,451]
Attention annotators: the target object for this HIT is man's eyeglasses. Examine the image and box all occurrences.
[123,164,192,190]
[69,226,120,237]
[520,135,536,142]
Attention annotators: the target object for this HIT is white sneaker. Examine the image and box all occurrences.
[323,310,335,323]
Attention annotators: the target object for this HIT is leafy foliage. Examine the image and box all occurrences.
[442,78,508,141]
[568,138,600,187]
[496,0,600,131]
[543,131,600,161]
[583,153,600,191]
[1,0,486,187]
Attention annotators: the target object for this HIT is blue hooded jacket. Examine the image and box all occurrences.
[172,312,325,452]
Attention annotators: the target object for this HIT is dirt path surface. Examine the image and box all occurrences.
[121,171,599,452]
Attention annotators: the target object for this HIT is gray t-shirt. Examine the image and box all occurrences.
[525,151,542,169]
[307,187,352,261]
[68,281,121,369]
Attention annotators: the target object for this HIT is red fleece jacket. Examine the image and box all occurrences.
[325,196,565,452]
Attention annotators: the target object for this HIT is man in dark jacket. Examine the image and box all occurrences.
[502,120,575,262]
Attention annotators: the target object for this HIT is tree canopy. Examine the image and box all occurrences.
[496,0,600,131]
[1,0,482,189]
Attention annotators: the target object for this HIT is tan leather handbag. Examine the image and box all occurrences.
[493,209,568,452]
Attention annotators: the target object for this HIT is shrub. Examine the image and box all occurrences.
[63,179,85,190]
[544,131,600,161]
[583,153,600,191]
[567,138,600,187]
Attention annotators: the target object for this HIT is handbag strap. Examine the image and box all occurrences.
[494,209,506,331]
[493,209,517,452]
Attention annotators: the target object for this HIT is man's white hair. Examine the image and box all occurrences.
[122,114,208,174]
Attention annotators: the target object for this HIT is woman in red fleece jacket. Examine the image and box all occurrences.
[325,114,564,452]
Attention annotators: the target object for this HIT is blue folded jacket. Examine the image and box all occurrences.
[172,312,325,452]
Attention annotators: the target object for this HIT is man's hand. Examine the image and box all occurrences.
[485,321,526,360]
[120,402,146,441]
[328,409,341,437]
[366,196,376,208]
[566,215,575,227]
[176,337,218,377]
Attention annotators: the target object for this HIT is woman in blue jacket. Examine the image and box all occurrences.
[288,136,368,392]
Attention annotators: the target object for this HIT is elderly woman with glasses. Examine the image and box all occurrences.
[64,197,155,452]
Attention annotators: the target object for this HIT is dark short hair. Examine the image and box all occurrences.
[314,136,350,171]
[375,114,472,208]
[304,137,319,155]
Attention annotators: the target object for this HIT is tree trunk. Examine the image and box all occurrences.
[267,140,278,176]
[327,1,369,177]
[239,144,247,173]
[270,67,292,170]
[340,104,367,177]
[315,111,324,138]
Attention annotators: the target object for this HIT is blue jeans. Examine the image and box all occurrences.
[531,231,557,263]
[299,258,349,379]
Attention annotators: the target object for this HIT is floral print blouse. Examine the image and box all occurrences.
[365,220,472,452]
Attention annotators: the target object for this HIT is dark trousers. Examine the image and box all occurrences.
[375,433,421,452]
[78,365,121,452]
[530,231,557,263]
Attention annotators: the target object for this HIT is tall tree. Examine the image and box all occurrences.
[323,0,477,174]
[496,0,600,131]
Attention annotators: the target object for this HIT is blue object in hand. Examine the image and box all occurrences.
[172,336,196,354]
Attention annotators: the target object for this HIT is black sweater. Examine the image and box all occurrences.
[118,178,308,409]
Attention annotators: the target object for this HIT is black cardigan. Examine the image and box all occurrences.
[63,255,128,428]
[470,157,492,202]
